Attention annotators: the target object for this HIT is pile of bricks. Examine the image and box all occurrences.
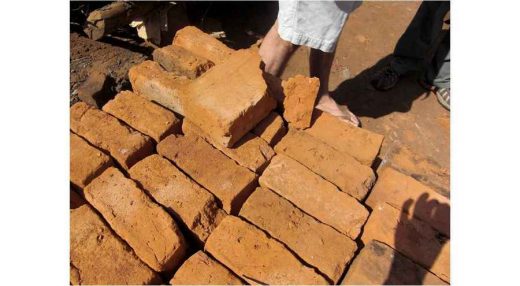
[70,26,451,285]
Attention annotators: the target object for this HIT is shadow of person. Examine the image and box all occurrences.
[331,55,428,119]
[384,194,450,284]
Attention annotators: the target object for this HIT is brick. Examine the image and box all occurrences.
[170,251,243,285]
[70,205,160,285]
[153,45,214,79]
[70,102,154,170]
[128,60,190,115]
[128,154,226,245]
[77,68,112,108]
[361,203,450,282]
[83,167,187,272]
[305,110,384,166]
[259,154,369,239]
[252,111,287,146]
[172,26,234,65]
[366,167,450,236]
[275,129,375,200]
[240,187,357,283]
[103,90,181,142]
[205,216,328,284]
[157,135,257,214]
[183,49,277,147]
[70,189,85,209]
[341,240,447,285]
[281,75,320,129]
[183,119,274,173]
[70,132,113,189]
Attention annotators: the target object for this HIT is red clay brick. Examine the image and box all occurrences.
[70,205,160,285]
[128,60,190,114]
[366,167,450,236]
[275,129,375,200]
[103,90,181,142]
[240,187,357,283]
[259,154,369,239]
[361,203,450,282]
[70,132,113,190]
[70,102,154,170]
[341,240,447,285]
[169,251,243,285]
[157,134,257,214]
[281,75,320,129]
[183,49,277,147]
[182,119,274,173]
[83,167,187,272]
[153,45,214,79]
[252,111,287,146]
[128,154,226,245]
[305,110,384,166]
[172,26,234,65]
[205,216,328,284]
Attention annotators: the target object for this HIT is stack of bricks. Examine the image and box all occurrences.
[70,25,450,285]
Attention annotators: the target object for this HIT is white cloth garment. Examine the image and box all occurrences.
[278,0,361,52]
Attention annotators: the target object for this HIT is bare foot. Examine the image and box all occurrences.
[315,94,360,127]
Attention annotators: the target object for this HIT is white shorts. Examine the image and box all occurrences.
[278,0,362,53]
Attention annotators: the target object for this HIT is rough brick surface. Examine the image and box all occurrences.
[305,110,384,166]
[128,60,190,114]
[183,49,277,147]
[173,26,234,65]
[153,45,214,79]
[84,167,187,272]
[70,205,160,285]
[70,102,154,170]
[275,129,375,200]
[183,119,274,173]
[281,75,320,129]
[240,187,357,283]
[76,68,112,108]
[170,251,243,285]
[129,154,226,245]
[157,135,257,214]
[103,90,181,142]
[362,203,450,282]
[70,189,86,209]
[341,240,447,285]
[259,154,369,239]
[70,132,113,190]
[252,111,287,146]
[366,167,450,236]
[205,216,328,285]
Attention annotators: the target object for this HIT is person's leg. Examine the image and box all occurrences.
[311,48,360,126]
[424,30,450,110]
[258,20,298,77]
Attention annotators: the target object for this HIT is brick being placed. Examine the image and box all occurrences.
[239,187,357,283]
[281,75,320,129]
[169,251,244,285]
[305,110,384,166]
[366,167,450,236]
[70,132,113,190]
[252,111,287,146]
[128,154,226,245]
[205,216,328,285]
[102,90,181,142]
[152,45,214,79]
[172,26,234,65]
[183,49,277,147]
[259,154,369,239]
[182,119,274,173]
[275,129,375,200]
[70,102,154,170]
[70,205,161,285]
[128,60,190,114]
[157,134,257,214]
[341,240,447,285]
[362,203,450,282]
[83,167,187,272]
